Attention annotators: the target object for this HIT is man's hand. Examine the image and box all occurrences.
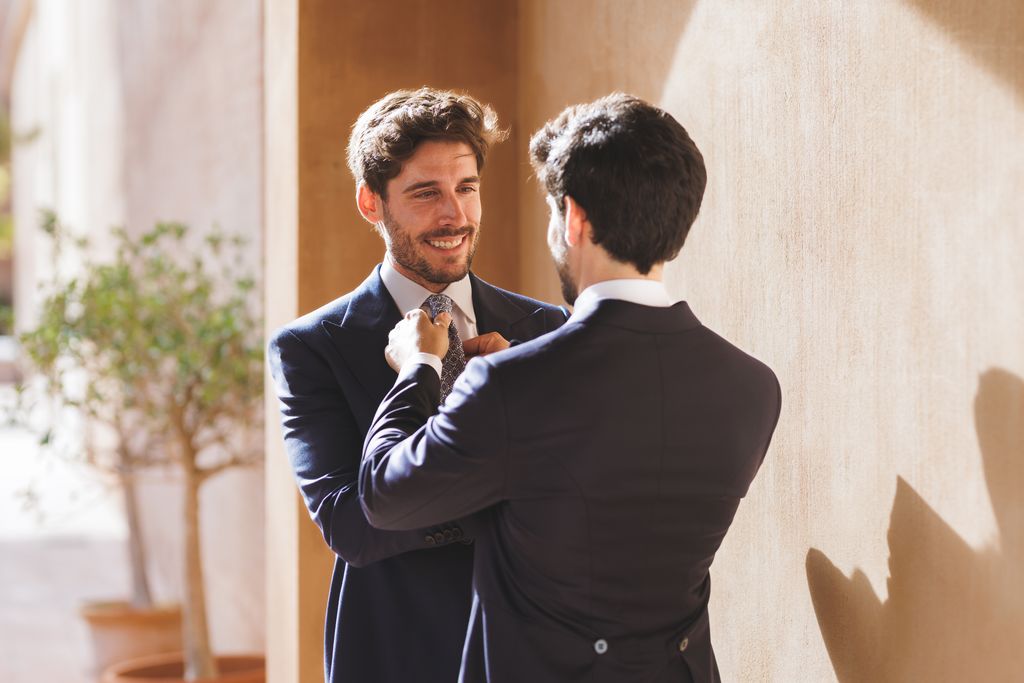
[462,332,510,358]
[385,309,452,372]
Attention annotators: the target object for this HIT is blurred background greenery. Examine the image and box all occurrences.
[1,108,12,335]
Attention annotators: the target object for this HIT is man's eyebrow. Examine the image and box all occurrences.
[402,180,438,194]
[401,177,481,194]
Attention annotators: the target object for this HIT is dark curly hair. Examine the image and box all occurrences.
[347,87,508,199]
[529,93,706,274]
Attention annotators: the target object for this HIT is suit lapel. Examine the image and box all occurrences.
[323,269,552,428]
[322,267,402,426]
[471,274,551,343]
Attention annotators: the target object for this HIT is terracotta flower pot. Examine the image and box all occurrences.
[80,601,183,676]
[101,652,265,682]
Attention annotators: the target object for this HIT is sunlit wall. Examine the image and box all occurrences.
[516,1,1024,679]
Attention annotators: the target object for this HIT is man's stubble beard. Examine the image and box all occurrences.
[553,252,578,306]
[381,202,480,287]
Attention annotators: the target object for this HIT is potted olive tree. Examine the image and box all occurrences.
[17,212,265,681]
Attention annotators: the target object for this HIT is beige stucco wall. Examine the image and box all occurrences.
[518,1,1024,680]
[10,0,127,331]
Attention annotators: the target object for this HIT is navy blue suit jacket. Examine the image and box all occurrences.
[268,265,566,683]
[361,299,781,683]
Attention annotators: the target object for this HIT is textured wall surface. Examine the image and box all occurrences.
[10,0,127,330]
[115,0,264,278]
[518,1,1024,680]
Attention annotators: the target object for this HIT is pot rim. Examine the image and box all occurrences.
[102,652,265,682]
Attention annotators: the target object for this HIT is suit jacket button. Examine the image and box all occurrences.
[433,532,446,544]
[424,535,436,545]
[594,639,608,655]
[443,529,454,542]
[678,637,689,653]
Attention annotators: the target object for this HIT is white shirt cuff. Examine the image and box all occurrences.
[400,352,442,379]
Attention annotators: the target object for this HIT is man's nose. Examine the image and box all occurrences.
[439,192,467,226]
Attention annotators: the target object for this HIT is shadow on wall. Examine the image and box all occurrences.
[905,0,1024,100]
[806,369,1024,681]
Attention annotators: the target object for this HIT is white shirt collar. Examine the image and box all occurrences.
[569,278,674,322]
[380,258,476,323]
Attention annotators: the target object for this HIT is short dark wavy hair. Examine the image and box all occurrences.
[347,87,507,199]
[529,93,707,274]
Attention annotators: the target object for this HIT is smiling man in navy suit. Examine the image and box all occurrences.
[361,94,782,682]
[268,88,565,683]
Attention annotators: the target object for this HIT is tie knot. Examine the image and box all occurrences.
[422,293,454,317]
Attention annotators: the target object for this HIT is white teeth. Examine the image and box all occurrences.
[427,236,464,249]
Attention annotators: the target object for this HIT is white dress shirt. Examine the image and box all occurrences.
[568,278,675,322]
[381,258,478,377]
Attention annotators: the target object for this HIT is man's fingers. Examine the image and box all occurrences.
[463,331,510,357]
[462,336,482,355]
[463,334,491,356]
[386,308,453,359]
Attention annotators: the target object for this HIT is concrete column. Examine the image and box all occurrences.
[264,1,519,680]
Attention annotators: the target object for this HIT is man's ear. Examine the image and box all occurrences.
[563,195,590,248]
[356,183,384,225]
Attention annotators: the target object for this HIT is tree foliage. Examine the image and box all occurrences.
[19,211,263,477]
[16,211,263,678]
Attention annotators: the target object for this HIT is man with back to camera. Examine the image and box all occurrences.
[267,88,566,683]
[359,93,783,682]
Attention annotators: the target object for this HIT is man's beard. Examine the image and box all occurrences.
[553,253,578,305]
[381,203,479,286]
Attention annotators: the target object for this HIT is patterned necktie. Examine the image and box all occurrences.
[421,294,467,404]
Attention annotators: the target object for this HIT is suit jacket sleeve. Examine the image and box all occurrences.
[360,358,508,530]
[269,328,469,567]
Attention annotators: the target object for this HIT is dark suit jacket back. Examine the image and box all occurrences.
[268,266,566,683]
[362,299,782,683]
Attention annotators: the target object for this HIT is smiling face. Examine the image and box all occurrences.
[359,140,482,292]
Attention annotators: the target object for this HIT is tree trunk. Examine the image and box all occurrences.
[120,469,153,609]
[182,456,217,680]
